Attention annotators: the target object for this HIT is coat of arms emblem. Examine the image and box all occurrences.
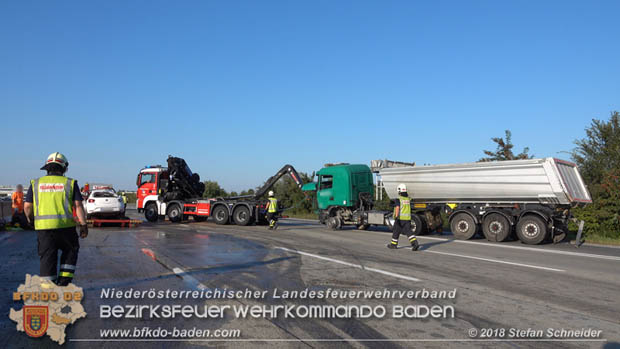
[23,305,48,337]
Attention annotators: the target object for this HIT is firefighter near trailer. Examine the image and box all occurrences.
[388,184,420,251]
[136,156,303,226]
[23,152,88,286]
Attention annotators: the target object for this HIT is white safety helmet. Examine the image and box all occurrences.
[41,152,69,172]
[397,183,407,194]
[268,191,274,197]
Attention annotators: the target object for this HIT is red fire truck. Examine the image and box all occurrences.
[136,156,303,225]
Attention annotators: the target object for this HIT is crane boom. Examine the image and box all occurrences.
[253,164,303,199]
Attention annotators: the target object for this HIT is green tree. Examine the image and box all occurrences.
[202,180,228,198]
[572,111,620,184]
[267,172,314,215]
[479,130,533,162]
[571,112,620,239]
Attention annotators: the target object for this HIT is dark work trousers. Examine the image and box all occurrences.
[391,219,415,246]
[37,227,79,285]
[267,212,277,227]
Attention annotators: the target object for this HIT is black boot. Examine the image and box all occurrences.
[411,240,419,251]
[56,277,72,287]
[387,243,397,249]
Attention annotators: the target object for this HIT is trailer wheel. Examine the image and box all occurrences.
[482,213,511,242]
[450,213,477,240]
[144,203,159,222]
[516,215,547,245]
[212,205,229,225]
[193,216,207,222]
[233,206,251,226]
[167,203,183,223]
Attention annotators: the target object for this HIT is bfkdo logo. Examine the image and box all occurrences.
[23,305,48,337]
[9,275,87,345]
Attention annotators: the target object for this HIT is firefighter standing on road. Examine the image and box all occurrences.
[387,184,419,251]
[266,191,278,230]
[24,152,88,286]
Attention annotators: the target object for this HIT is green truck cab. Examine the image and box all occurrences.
[302,164,375,228]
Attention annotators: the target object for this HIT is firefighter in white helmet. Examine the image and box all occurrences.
[266,190,279,230]
[24,152,89,286]
[387,183,419,251]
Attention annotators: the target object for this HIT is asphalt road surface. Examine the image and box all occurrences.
[1,208,619,349]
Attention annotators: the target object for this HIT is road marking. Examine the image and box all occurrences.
[172,267,208,290]
[276,247,421,282]
[284,219,620,261]
[424,250,566,272]
[417,236,620,261]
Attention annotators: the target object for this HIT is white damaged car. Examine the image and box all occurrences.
[84,189,126,219]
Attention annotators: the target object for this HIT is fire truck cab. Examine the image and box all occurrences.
[136,165,211,222]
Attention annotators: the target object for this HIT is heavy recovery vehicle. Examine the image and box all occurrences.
[136,156,303,225]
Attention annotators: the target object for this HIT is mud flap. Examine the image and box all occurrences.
[575,220,585,248]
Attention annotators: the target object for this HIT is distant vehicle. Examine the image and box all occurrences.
[84,189,126,219]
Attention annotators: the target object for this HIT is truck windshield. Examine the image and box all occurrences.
[140,174,156,186]
[320,175,333,190]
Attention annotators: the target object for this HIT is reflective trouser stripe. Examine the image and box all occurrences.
[391,239,398,245]
[60,264,76,270]
[408,236,417,241]
[59,271,74,278]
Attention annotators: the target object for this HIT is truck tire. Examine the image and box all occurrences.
[212,205,229,225]
[319,211,328,224]
[167,203,183,223]
[516,215,547,245]
[411,214,425,236]
[482,213,511,242]
[450,213,477,240]
[144,203,159,222]
[233,206,251,226]
[326,217,341,230]
[193,215,207,222]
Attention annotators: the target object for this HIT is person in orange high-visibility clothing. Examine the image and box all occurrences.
[10,184,25,227]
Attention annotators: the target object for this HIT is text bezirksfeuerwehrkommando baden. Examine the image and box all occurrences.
[100,287,457,300]
[99,287,457,320]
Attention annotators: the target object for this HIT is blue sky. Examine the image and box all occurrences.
[1,0,619,191]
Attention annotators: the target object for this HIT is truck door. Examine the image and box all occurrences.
[137,172,157,209]
[317,175,334,209]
